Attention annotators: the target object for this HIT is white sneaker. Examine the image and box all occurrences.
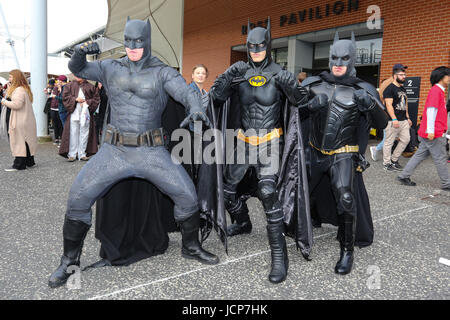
[370,146,378,161]
[4,167,19,172]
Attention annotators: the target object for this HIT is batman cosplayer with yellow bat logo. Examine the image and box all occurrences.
[209,18,312,283]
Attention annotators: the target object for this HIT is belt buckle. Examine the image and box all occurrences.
[121,133,139,146]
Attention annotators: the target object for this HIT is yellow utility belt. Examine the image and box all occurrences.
[310,142,359,155]
[237,128,283,146]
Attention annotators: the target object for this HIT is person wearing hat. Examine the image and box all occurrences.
[382,64,412,171]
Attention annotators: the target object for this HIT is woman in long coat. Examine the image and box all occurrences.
[0,69,37,171]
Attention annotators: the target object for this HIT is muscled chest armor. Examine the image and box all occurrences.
[237,78,282,133]
[104,63,168,133]
[309,82,360,151]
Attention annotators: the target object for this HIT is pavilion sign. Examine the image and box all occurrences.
[242,0,361,35]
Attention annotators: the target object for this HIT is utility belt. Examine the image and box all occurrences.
[237,128,283,146]
[309,142,359,155]
[104,125,168,147]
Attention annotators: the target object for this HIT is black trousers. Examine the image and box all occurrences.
[309,150,356,249]
[13,142,35,170]
[50,109,63,140]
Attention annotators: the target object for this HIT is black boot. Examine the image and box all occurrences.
[226,202,252,237]
[48,218,90,288]
[267,221,289,283]
[227,219,252,237]
[180,213,219,265]
[335,214,355,275]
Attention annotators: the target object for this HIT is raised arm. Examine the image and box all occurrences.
[210,61,248,103]
[68,41,103,83]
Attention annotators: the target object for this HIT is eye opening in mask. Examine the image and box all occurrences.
[249,43,256,49]
[342,55,350,61]
[258,43,265,48]
[331,55,338,60]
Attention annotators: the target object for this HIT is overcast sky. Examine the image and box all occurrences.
[0,0,108,75]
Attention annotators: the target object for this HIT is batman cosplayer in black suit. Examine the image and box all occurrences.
[210,19,311,283]
[301,32,388,275]
[48,18,219,288]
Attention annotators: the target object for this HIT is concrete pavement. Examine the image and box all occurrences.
[0,138,448,300]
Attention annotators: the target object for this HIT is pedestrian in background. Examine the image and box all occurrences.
[189,64,209,108]
[0,69,37,171]
[188,64,209,181]
[297,71,307,85]
[48,80,63,144]
[382,64,411,171]
[55,75,68,128]
[370,76,394,161]
[397,66,450,191]
[59,76,99,161]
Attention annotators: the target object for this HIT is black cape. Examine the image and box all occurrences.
[209,62,313,258]
[301,72,388,248]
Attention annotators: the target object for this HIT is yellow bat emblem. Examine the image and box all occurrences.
[248,75,267,87]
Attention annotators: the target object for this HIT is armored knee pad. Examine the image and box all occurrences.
[257,179,278,210]
[337,188,355,214]
[257,179,283,222]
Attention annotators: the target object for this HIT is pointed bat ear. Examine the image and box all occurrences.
[333,31,340,44]
[146,18,151,31]
[267,16,271,31]
[247,18,251,32]
[351,32,356,46]
[127,16,130,22]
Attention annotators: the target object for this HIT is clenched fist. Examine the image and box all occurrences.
[353,89,375,112]
[226,61,249,78]
[75,41,100,55]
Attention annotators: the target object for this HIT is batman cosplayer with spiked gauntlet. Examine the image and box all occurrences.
[48,18,218,289]
[209,19,311,284]
[301,32,388,275]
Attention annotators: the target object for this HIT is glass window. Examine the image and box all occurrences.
[271,47,288,69]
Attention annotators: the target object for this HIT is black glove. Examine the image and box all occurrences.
[226,61,249,79]
[75,41,100,55]
[308,93,329,112]
[275,70,296,88]
[180,109,212,132]
[353,89,375,112]
[275,70,308,105]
